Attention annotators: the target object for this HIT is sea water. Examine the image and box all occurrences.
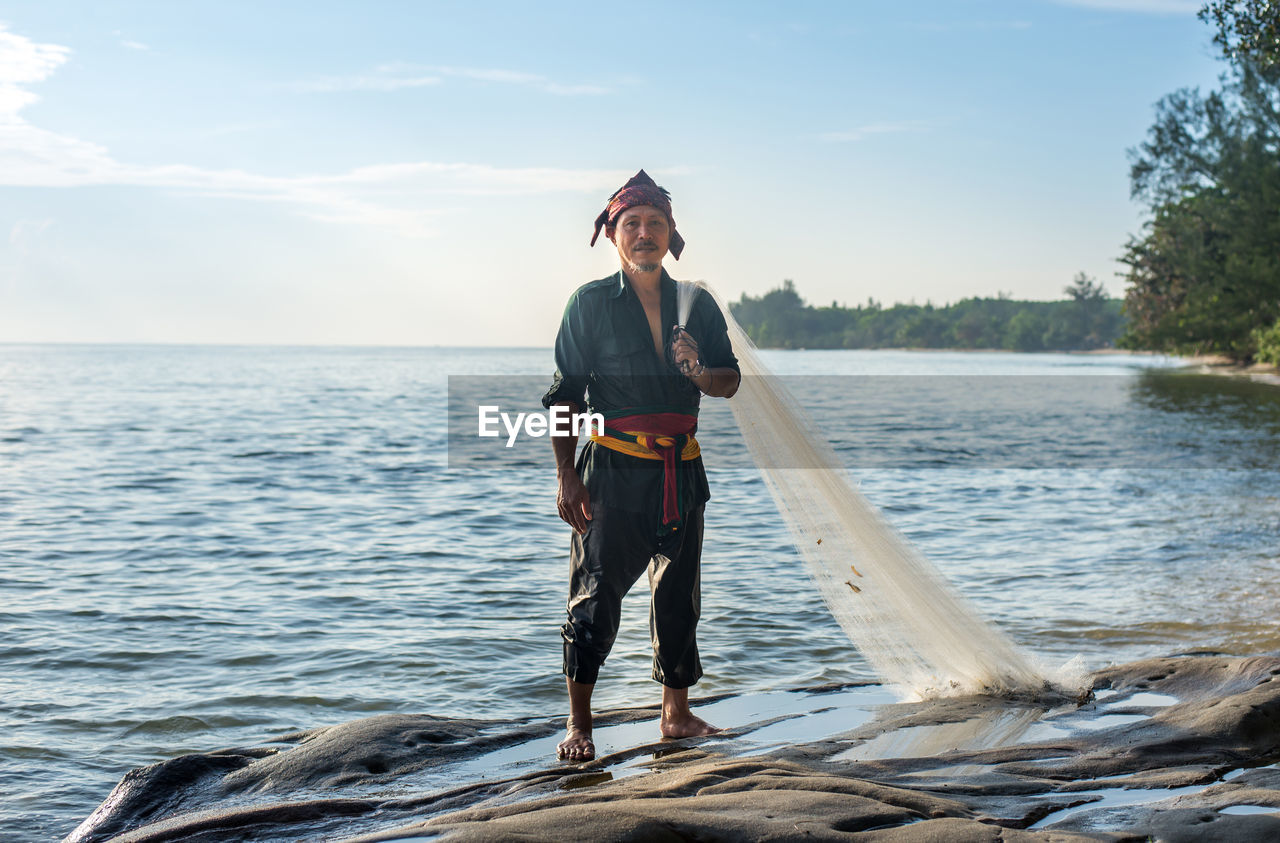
[3,343,1280,838]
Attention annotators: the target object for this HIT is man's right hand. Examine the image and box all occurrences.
[557,470,592,534]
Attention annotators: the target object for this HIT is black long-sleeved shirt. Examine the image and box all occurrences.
[542,269,739,515]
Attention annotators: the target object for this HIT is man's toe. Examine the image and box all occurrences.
[557,735,594,761]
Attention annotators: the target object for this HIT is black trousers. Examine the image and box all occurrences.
[562,503,704,688]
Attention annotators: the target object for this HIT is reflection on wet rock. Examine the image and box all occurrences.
[68,655,1280,841]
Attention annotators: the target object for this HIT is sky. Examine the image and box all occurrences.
[0,0,1226,346]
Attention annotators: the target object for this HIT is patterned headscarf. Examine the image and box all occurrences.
[589,169,686,260]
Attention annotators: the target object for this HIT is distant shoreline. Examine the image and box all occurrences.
[745,345,1280,384]
[1180,353,1280,386]
[753,346,1150,355]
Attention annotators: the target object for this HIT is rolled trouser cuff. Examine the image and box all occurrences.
[563,637,603,685]
[652,660,702,689]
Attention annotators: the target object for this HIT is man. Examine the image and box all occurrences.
[542,170,740,762]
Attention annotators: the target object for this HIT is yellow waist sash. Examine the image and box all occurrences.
[589,429,700,461]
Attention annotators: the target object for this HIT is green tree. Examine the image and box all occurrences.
[1200,1,1280,67]
[1065,271,1107,303]
[1120,41,1280,359]
[1254,317,1280,364]
[1063,272,1123,348]
[895,308,949,348]
[1004,310,1048,351]
[734,279,807,346]
[953,305,992,348]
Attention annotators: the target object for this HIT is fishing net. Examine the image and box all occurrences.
[679,280,1047,697]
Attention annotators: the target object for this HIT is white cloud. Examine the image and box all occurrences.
[298,62,609,96]
[291,74,442,92]
[819,121,928,143]
[433,64,610,95]
[915,20,1034,31]
[0,22,71,116]
[317,162,626,193]
[111,29,149,50]
[0,25,626,238]
[1048,0,1200,13]
[435,63,614,95]
[433,66,540,85]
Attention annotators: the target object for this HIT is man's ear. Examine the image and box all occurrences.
[604,224,617,244]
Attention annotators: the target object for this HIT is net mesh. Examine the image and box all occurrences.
[681,280,1048,698]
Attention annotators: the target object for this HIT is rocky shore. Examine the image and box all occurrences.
[67,654,1280,841]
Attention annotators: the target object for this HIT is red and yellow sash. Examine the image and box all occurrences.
[590,411,699,528]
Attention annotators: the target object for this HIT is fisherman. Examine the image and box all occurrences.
[542,170,740,761]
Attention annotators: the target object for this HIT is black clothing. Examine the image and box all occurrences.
[563,503,704,688]
[542,270,739,517]
[545,269,735,688]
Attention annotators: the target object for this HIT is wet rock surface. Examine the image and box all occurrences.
[67,655,1280,841]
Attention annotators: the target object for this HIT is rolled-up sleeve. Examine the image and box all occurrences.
[694,294,739,375]
[542,290,592,409]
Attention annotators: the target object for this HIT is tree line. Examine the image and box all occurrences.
[728,275,1124,352]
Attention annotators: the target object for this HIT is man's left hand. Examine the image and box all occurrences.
[670,328,704,378]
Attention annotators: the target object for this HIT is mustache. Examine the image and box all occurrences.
[633,240,657,250]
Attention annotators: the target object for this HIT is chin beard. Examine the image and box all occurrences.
[626,258,661,274]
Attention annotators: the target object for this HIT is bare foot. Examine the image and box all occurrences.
[557,721,595,761]
[659,709,720,739]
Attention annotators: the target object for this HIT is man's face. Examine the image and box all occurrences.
[607,205,670,273]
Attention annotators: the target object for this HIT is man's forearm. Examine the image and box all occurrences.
[551,401,581,475]
[690,367,740,399]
